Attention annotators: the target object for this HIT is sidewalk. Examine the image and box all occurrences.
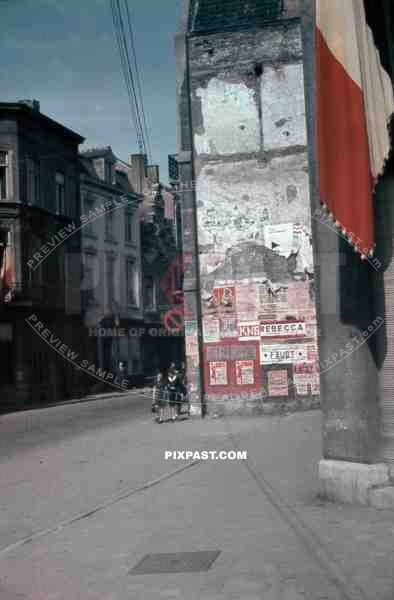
[0,411,393,600]
[0,387,149,417]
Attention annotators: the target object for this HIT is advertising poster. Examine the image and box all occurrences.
[213,285,235,311]
[185,335,199,366]
[267,370,289,396]
[293,364,320,396]
[185,319,198,337]
[220,317,238,338]
[258,283,289,321]
[264,223,294,257]
[238,322,260,340]
[209,361,228,386]
[236,360,255,385]
[204,341,261,393]
[311,376,320,395]
[293,373,309,395]
[307,345,318,363]
[260,321,307,338]
[203,319,220,343]
[261,344,308,365]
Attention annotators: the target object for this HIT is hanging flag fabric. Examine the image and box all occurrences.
[316,0,394,258]
[0,233,15,303]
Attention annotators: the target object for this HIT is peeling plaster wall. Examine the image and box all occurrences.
[196,155,310,252]
[261,63,307,150]
[194,79,260,155]
[183,16,319,412]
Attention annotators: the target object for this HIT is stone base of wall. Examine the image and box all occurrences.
[206,396,321,417]
[319,459,394,509]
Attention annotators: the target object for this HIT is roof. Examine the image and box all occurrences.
[80,146,117,161]
[0,101,84,144]
[189,0,284,33]
[79,156,134,195]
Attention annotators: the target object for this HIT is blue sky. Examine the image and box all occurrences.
[0,0,182,181]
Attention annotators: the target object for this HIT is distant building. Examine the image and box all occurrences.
[80,147,144,387]
[168,154,179,184]
[0,100,88,408]
[125,155,185,375]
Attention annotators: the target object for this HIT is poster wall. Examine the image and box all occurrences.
[267,370,289,397]
[203,341,261,394]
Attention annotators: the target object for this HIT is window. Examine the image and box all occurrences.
[143,275,156,310]
[27,158,40,205]
[125,207,135,243]
[105,254,116,306]
[83,192,95,236]
[55,172,65,214]
[82,253,97,306]
[125,258,138,307]
[0,151,9,200]
[105,208,114,240]
[105,161,113,184]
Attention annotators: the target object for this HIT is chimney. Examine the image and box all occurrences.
[18,99,40,112]
[129,154,147,194]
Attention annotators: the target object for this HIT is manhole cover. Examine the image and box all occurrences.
[129,551,221,575]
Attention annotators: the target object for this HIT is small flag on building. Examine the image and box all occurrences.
[316,0,394,258]
[0,232,15,303]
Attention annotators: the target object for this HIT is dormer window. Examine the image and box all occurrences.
[105,161,114,184]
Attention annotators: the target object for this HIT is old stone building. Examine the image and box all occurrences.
[177,0,394,508]
[176,0,319,415]
[79,147,144,388]
[0,100,89,409]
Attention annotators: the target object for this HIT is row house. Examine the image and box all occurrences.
[0,100,184,408]
[0,100,89,409]
[79,147,144,388]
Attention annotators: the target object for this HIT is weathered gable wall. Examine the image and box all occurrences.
[183,16,319,413]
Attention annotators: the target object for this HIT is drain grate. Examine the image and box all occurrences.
[129,551,221,575]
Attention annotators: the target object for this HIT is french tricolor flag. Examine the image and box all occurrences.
[316,0,394,258]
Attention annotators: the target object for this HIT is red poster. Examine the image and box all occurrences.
[203,340,261,394]
[236,361,255,385]
[209,361,228,386]
[213,286,235,311]
[267,370,289,397]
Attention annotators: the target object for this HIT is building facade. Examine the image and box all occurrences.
[139,158,185,375]
[176,0,319,415]
[0,100,88,409]
[80,147,144,388]
[177,0,394,507]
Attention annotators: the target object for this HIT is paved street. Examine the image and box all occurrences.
[0,394,393,600]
